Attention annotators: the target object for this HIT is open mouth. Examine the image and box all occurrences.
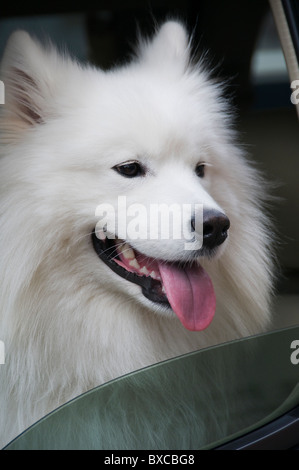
[92,229,216,331]
[92,229,170,306]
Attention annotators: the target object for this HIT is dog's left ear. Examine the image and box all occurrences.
[137,21,190,71]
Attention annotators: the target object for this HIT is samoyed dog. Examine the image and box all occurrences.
[0,21,273,447]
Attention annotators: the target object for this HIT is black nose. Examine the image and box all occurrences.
[191,209,230,250]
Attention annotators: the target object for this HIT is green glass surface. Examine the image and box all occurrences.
[4,326,299,450]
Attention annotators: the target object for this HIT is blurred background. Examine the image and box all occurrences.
[1,0,298,330]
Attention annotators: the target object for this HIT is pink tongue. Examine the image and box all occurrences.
[158,262,216,331]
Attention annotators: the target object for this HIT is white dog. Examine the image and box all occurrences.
[0,21,274,447]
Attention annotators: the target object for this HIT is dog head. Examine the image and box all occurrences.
[0,22,272,335]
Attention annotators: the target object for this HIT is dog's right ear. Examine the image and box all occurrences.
[136,21,190,74]
[0,31,70,142]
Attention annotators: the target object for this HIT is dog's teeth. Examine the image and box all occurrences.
[162,285,166,294]
[129,258,140,270]
[140,266,149,275]
[150,271,158,279]
[122,244,135,260]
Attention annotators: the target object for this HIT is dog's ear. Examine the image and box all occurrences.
[137,21,190,71]
[0,31,70,141]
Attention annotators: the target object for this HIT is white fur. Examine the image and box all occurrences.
[0,22,274,447]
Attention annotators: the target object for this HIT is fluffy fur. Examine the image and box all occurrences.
[0,21,274,447]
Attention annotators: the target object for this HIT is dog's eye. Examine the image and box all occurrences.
[195,163,205,178]
[113,161,145,178]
